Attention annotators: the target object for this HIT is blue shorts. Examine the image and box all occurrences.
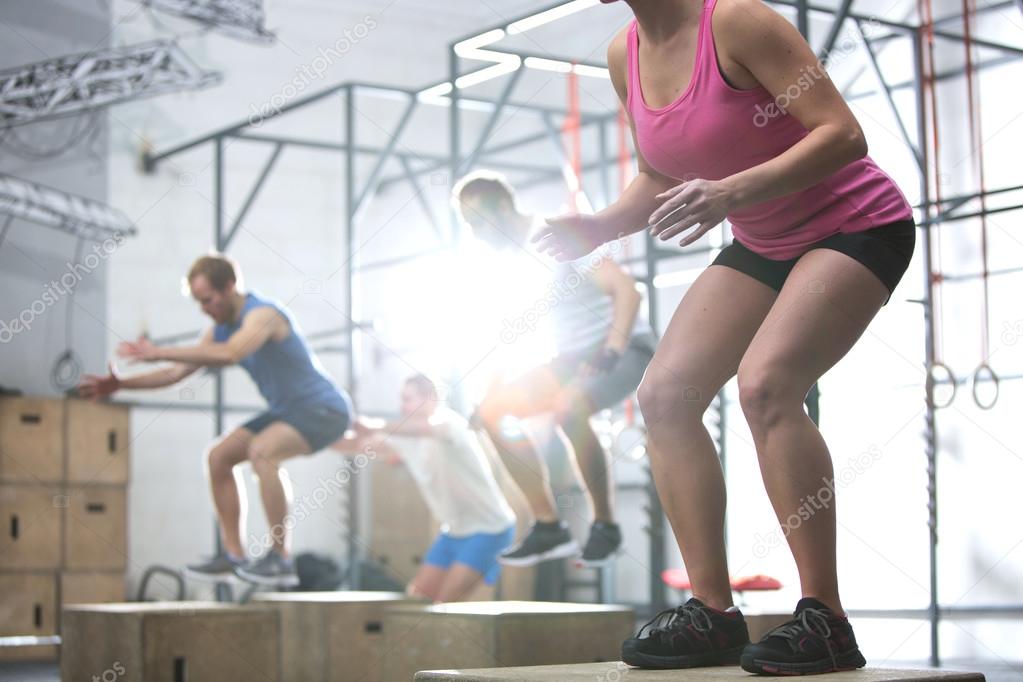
[242,401,350,452]
[423,526,515,585]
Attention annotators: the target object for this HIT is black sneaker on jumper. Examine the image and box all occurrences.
[621,597,750,669]
[577,521,623,567]
[498,520,580,566]
[740,597,867,674]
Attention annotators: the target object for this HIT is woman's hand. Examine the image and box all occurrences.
[531,213,611,261]
[117,336,160,363]
[648,178,734,247]
[78,362,121,400]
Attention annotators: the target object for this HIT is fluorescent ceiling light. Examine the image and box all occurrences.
[523,57,572,73]
[454,29,506,57]
[455,59,522,89]
[506,0,600,35]
[523,57,610,79]
[417,81,454,102]
[573,63,611,79]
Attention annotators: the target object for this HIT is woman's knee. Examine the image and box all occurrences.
[637,370,712,428]
[736,364,801,431]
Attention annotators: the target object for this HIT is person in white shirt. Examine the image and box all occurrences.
[333,374,516,602]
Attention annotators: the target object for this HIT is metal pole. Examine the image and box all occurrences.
[449,44,462,243]
[913,28,941,667]
[344,85,361,590]
[644,230,668,612]
[212,136,228,595]
[213,136,226,442]
[598,119,611,209]
[796,0,810,39]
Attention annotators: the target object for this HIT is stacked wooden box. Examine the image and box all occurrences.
[0,396,130,661]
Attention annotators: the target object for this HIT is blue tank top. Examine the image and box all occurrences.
[213,292,349,414]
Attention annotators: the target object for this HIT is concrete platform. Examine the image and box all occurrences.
[414,663,987,681]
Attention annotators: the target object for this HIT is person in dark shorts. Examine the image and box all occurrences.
[454,172,656,568]
[79,254,353,588]
[532,0,917,673]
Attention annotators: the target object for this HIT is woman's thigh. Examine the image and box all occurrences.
[640,264,778,419]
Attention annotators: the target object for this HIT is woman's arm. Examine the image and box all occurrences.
[649,0,868,245]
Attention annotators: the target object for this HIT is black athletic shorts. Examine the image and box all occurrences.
[712,219,916,305]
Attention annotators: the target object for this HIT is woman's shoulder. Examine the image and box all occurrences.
[713,0,788,40]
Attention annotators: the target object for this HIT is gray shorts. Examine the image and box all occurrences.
[549,332,657,413]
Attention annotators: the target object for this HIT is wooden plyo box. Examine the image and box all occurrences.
[252,591,418,682]
[60,602,279,682]
[383,601,634,682]
[63,485,127,570]
[0,484,63,570]
[415,663,988,681]
[60,571,126,605]
[368,461,435,586]
[0,397,64,483]
[65,399,131,485]
[0,572,58,661]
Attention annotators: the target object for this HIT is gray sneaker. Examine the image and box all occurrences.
[234,552,299,587]
[185,553,243,582]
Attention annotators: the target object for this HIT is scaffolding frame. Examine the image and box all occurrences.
[142,0,1023,664]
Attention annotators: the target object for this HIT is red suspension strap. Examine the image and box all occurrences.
[919,0,957,408]
[962,0,999,408]
[562,69,584,211]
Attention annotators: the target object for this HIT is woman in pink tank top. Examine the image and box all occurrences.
[534,0,915,673]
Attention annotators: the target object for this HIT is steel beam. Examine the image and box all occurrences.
[352,96,418,218]
[223,142,283,249]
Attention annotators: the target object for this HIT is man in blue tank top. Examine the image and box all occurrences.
[454,171,657,568]
[79,254,352,587]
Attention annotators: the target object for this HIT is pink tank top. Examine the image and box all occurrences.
[625,0,912,260]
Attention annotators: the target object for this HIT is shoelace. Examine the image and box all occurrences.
[638,603,714,640]
[767,608,837,668]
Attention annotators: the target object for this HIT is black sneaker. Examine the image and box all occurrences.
[622,597,750,669]
[498,520,580,567]
[740,597,867,674]
[577,521,622,567]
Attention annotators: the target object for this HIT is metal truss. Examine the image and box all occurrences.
[0,172,137,242]
[142,0,275,43]
[0,40,220,128]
